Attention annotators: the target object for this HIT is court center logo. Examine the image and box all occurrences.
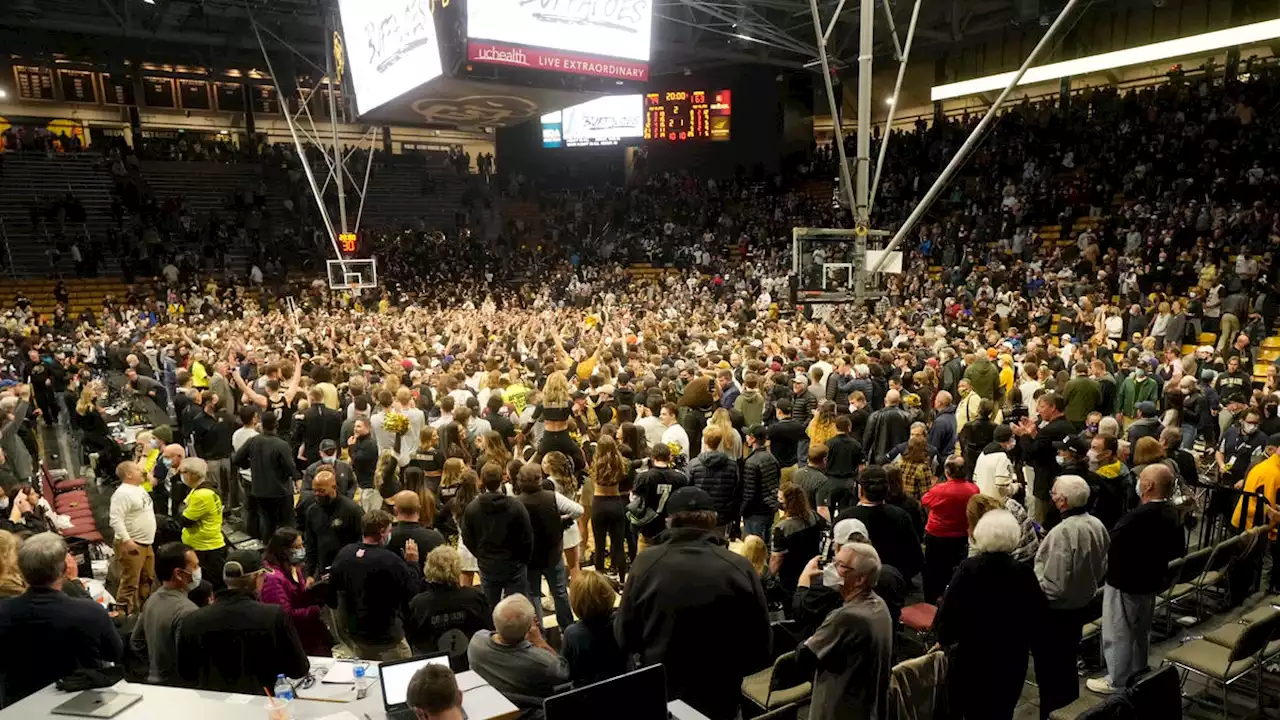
[411,94,540,125]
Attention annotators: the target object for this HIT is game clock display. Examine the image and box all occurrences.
[643,89,731,142]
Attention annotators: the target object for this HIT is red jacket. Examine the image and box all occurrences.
[921,478,979,538]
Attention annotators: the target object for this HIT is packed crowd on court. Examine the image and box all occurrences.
[0,64,1279,720]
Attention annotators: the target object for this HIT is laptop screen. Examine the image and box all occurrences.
[544,664,668,720]
[381,655,452,707]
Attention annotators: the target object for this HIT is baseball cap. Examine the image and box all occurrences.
[223,549,265,581]
[319,439,338,453]
[1054,435,1089,455]
[792,375,808,387]
[993,425,1013,443]
[833,518,870,546]
[665,486,716,515]
[1268,433,1280,447]
[1135,401,1158,416]
[747,424,768,440]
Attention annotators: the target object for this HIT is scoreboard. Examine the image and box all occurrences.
[643,89,731,142]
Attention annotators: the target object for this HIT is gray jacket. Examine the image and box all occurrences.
[1034,510,1109,609]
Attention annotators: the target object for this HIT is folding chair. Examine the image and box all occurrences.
[1164,612,1280,719]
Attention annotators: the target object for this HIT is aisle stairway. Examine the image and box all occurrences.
[0,154,115,277]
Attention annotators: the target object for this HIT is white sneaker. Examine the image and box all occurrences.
[1086,677,1117,695]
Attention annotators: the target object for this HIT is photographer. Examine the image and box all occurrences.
[791,518,906,640]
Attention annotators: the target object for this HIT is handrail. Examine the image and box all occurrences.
[0,218,14,280]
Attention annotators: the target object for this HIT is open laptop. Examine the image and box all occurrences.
[544,665,669,720]
[380,652,454,720]
[50,690,143,718]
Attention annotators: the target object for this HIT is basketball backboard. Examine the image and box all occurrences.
[326,258,378,290]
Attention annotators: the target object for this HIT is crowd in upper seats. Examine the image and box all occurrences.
[0,60,1277,720]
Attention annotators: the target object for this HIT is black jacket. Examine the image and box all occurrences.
[615,527,771,720]
[297,406,343,466]
[862,406,911,464]
[790,391,816,427]
[191,410,235,460]
[834,503,925,580]
[1022,417,1074,500]
[0,586,123,706]
[824,434,863,480]
[233,432,299,498]
[302,495,364,578]
[1107,501,1185,594]
[350,435,379,488]
[407,582,493,664]
[329,542,424,645]
[517,490,567,570]
[388,521,445,566]
[632,466,689,539]
[175,590,309,694]
[766,419,807,467]
[687,451,740,527]
[741,449,781,518]
[461,492,534,575]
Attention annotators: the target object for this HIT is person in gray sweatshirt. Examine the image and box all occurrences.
[1033,475,1109,718]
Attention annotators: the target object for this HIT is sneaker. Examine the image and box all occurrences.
[541,596,555,613]
[1086,677,1117,695]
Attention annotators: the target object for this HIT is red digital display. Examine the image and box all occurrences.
[643,89,731,142]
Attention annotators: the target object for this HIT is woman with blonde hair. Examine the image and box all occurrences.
[562,570,626,686]
[406,546,493,657]
[373,449,402,510]
[708,408,741,459]
[590,436,629,581]
[474,430,511,471]
[736,535,786,616]
[408,425,444,494]
[807,401,838,448]
[73,381,123,479]
[451,469,482,586]
[535,371,588,483]
[542,451,584,580]
[0,530,25,598]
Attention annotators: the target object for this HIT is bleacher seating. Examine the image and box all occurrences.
[350,164,468,229]
[0,154,115,277]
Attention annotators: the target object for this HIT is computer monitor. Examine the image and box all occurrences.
[543,664,668,720]
[380,652,452,709]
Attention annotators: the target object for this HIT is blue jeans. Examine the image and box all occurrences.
[480,563,529,610]
[526,558,573,630]
[743,514,774,547]
[1102,585,1155,687]
[1180,423,1196,450]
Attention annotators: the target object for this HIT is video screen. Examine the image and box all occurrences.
[542,95,644,148]
[468,0,652,81]
[338,0,444,115]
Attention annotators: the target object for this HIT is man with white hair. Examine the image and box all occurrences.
[793,542,894,720]
[467,594,569,700]
[1033,475,1109,718]
[1086,464,1184,695]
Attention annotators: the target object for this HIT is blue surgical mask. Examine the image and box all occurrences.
[290,548,307,564]
[321,456,336,464]
[161,458,172,468]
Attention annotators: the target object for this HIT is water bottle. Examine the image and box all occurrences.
[273,674,294,701]
[353,664,368,699]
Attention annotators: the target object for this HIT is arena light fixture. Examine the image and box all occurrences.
[930,17,1280,101]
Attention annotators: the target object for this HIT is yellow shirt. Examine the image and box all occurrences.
[503,383,531,414]
[140,449,159,493]
[1233,454,1280,532]
[191,360,210,389]
[182,486,226,551]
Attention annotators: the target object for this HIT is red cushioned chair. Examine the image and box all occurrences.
[899,602,938,653]
[54,477,88,493]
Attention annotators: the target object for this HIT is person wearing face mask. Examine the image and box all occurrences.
[791,541,894,720]
[130,541,200,684]
[301,469,363,584]
[260,527,333,657]
[175,548,309,693]
[301,438,356,502]
[177,457,227,591]
[328,509,424,661]
[1218,408,1268,489]
[1086,435,1130,529]
[973,424,1017,497]
[1116,366,1159,423]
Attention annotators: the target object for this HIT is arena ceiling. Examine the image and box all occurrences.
[0,0,1074,77]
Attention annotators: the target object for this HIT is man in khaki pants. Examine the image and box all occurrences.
[109,461,157,612]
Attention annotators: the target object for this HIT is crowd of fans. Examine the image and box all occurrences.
[0,61,1278,720]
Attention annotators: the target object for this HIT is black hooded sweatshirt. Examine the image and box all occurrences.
[461,491,533,576]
